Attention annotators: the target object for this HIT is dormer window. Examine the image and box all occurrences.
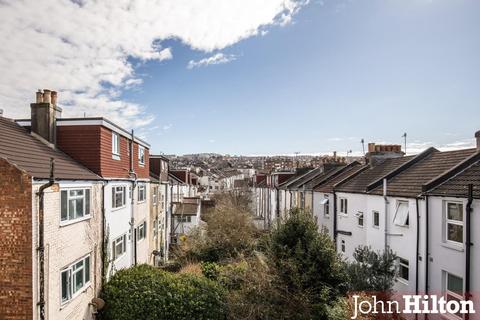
[112,132,120,159]
[138,146,145,166]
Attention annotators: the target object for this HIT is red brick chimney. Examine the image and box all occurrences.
[366,143,404,166]
[30,89,62,145]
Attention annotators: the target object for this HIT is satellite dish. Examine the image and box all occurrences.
[91,297,105,310]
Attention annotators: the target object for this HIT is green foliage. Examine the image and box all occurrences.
[200,261,221,280]
[99,264,226,320]
[176,192,261,263]
[267,208,349,319]
[347,245,398,293]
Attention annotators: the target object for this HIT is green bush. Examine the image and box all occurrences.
[99,264,226,320]
[267,208,349,319]
[201,261,221,280]
[347,245,397,294]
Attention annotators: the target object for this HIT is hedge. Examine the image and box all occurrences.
[99,264,226,320]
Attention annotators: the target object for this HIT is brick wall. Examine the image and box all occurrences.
[0,158,33,320]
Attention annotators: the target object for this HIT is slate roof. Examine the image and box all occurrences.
[314,162,367,193]
[0,117,100,180]
[335,156,414,194]
[369,148,477,198]
[426,158,480,199]
[286,167,326,190]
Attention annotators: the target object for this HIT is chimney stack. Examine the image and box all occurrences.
[476,130,480,151]
[366,142,404,167]
[30,89,62,145]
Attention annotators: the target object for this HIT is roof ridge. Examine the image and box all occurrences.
[422,151,480,193]
[366,147,438,192]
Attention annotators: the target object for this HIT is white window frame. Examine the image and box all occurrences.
[444,271,464,319]
[177,216,192,223]
[61,188,91,224]
[397,257,409,283]
[393,200,409,227]
[138,145,145,166]
[372,210,380,228]
[60,254,91,305]
[112,132,120,159]
[112,234,127,261]
[339,197,348,215]
[445,201,464,246]
[152,186,158,205]
[112,185,126,209]
[137,221,146,241]
[153,219,158,239]
[137,184,146,203]
[356,212,364,227]
[321,196,329,217]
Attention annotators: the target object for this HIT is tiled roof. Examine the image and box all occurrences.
[426,158,480,199]
[369,148,477,198]
[0,117,100,180]
[286,167,324,190]
[314,163,366,193]
[335,156,414,194]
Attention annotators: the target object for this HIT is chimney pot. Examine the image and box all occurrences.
[36,90,44,103]
[51,91,57,105]
[43,89,51,104]
[475,130,480,150]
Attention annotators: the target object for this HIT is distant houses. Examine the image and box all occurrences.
[252,139,480,315]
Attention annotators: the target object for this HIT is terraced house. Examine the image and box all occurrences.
[0,92,103,320]
[253,135,480,318]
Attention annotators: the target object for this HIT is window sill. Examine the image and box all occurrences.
[60,282,92,310]
[113,252,127,262]
[441,242,464,252]
[112,154,121,161]
[372,225,380,229]
[397,278,409,286]
[339,213,348,218]
[111,205,127,212]
[60,215,91,227]
[137,200,146,204]
[324,215,330,219]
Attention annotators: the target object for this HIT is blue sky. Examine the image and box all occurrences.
[1,0,479,156]
[125,0,480,155]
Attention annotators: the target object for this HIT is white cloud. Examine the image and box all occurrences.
[187,53,237,69]
[163,124,173,131]
[0,0,307,128]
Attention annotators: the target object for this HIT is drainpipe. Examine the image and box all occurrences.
[129,130,137,266]
[275,187,280,225]
[415,198,420,296]
[383,179,388,252]
[425,195,429,297]
[37,158,55,320]
[101,182,106,284]
[333,191,338,251]
[465,184,473,315]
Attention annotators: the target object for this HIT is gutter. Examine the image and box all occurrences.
[37,158,55,320]
[129,130,137,266]
[465,184,473,317]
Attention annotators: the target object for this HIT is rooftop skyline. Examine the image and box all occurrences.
[0,0,479,155]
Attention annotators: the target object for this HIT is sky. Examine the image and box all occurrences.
[0,0,479,156]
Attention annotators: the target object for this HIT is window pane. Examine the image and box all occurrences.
[75,197,84,218]
[85,189,90,215]
[69,199,76,220]
[447,274,463,293]
[85,256,90,283]
[447,203,463,221]
[447,224,463,243]
[61,191,68,221]
[394,202,409,226]
[61,270,70,302]
[74,269,84,292]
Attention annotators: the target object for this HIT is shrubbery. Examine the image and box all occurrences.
[99,264,226,320]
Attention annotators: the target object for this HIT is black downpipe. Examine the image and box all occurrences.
[275,187,280,223]
[465,184,473,313]
[101,183,106,283]
[37,159,55,320]
[333,191,338,251]
[425,195,429,296]
[415,198,420,296]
